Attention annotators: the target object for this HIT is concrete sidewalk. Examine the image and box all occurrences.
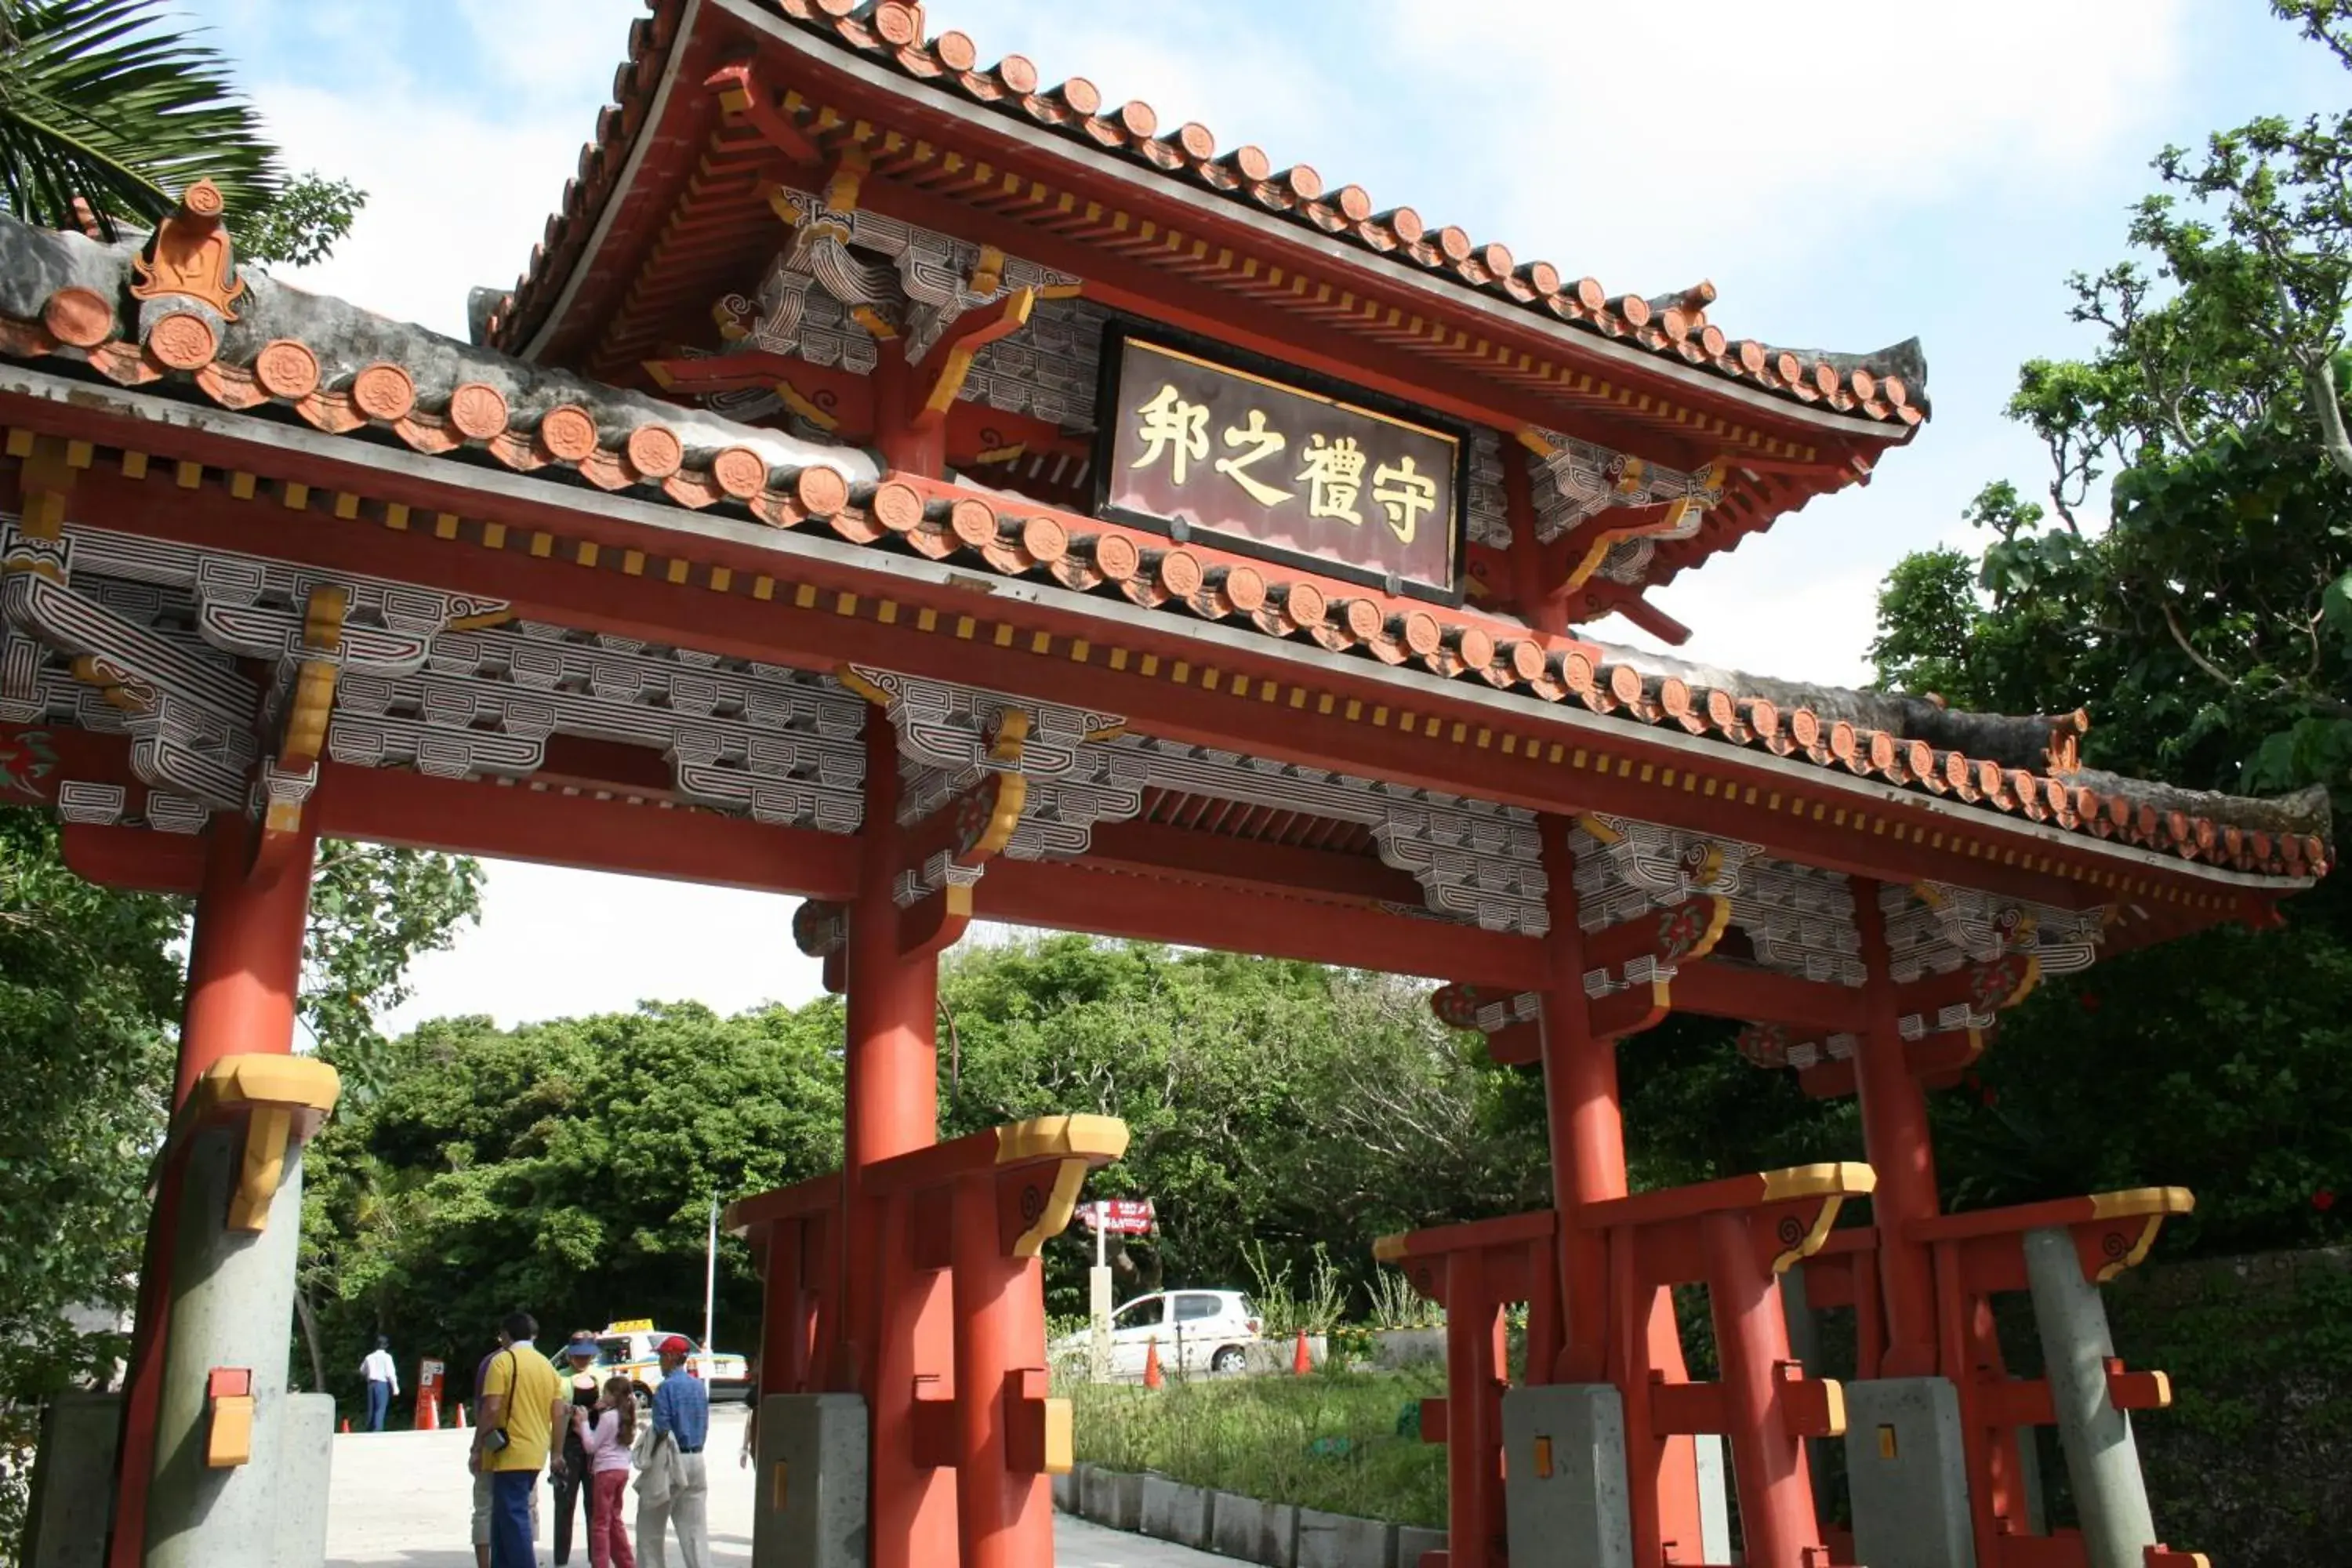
[323,1406,1239,1566]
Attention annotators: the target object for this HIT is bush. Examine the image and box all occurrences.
[1065,1365,1446,1526]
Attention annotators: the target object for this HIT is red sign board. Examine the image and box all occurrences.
[1094,327,1465,603]
[1080,1199,1156,1235]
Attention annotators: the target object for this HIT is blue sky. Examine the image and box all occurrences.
[172,1,2347,1032]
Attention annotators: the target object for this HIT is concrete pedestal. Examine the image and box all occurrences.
[24,1392,121,1568]
[1692,1433,1733,1566]
[753,1393,870,1568]
[1844,1377,1973,1568]
[1499,1385,1633,1567]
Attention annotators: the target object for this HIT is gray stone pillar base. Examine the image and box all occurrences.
[271,1396,335,1568]
[144,1133,310,1568]
[753,1392,869,1568]
[1500,1384,1633,1567]
[2024,1225,2159,1568]
[24,1391,121,1568]
[1844,1377,1974,1568]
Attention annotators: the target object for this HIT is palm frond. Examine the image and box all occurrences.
[0,0,284,238]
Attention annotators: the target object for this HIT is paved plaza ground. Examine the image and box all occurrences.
[324,1404,1235,1567]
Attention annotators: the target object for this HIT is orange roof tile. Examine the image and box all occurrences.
[485,0,1930,434]
[0,212,2325,887]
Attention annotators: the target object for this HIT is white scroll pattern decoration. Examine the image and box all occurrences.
[1568,813,1864,986]
[338,622,868,831]
[1523,428,1726,549]
[724,186,1083,375]
[848,664,1131,906]
[844,667,1551,934]
[1878,880,2109,984]
[3,518,511,823]
[1466,430,1511,551]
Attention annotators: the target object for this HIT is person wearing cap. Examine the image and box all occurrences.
[635,1334,710,1568]
[359,1334,399,1432]
[548,1333,603,1566]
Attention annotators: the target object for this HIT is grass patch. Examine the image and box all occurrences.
[1065,1364,1449,1526]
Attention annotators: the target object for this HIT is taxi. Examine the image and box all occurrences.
[593,1319,753,1405]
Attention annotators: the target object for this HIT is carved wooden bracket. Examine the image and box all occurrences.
[705,60,822,164]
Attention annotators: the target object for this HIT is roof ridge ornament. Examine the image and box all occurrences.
[129,179,243,372]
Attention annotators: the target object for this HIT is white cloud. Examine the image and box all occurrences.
[1377,0,2190,290]
[378,860,826,1037]
[234,2,642,336]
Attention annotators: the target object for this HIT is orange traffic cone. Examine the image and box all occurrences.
[453,1402,466,1428]
[419,1395,438,1432]
[1142,1338,1164,1391]
[339,1417,351,1433]
[1292,1330,1312,1377]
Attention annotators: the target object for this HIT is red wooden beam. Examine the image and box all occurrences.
[1609,594,1693,647]
[1076,818,1424,906]
[312,762,860,898]
[974,855,1544,989]
[60,822,207,895]
[1670,961,1871,1035]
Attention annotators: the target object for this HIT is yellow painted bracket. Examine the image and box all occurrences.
[205,1367,253,1467]
[996,1114,1129,1258]
[170,1054,341,1233]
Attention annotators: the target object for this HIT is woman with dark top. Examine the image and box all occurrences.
[549,1333,604,1566]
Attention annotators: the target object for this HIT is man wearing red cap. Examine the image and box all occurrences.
[636,1334,710,1568]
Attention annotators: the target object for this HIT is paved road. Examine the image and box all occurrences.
[324,1405,1235,1566]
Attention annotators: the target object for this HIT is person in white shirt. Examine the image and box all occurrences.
[360,1336,400,1432]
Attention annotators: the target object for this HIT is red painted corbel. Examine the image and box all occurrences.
[704,61,822,163]
[909,1373,957,1470]
[2103,1357,2172,1412]
[1003,1367,1072,1475]
[1773,1359,1846,1439]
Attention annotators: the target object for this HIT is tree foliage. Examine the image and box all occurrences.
[1898,1,2352,800]
[295,938,1552,1409]
[0,808,181,1545]
[0,2,365,263]
[1853,0,2352,1262]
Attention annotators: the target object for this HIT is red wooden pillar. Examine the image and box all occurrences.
[1534,821,1702,1563]
[1851,882,1941,1377]
[949,1171,1051,1568]
[842,715,956,1568]
[1439,1250,1501,1568]
[1701,1211,1820,1568]
[757,1221,813,1397]
[873,344,949,477]
[110,812,315,1568]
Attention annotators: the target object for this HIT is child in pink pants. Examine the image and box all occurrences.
[575,1376,638,1568]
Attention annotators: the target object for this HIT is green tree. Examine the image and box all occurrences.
[0,0,362,263]
[1918,0,2352,797]
[1849,0,2352,1262]
[300,1001,845,1408]
[0,808,182,1548]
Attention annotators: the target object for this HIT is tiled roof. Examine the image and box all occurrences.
[488,0,1929,432]
[0,212,2325,884]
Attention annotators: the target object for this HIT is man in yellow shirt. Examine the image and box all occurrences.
[471,1312,568,1568]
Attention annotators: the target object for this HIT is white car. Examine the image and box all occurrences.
[593,1320,753,1405]
[1058,1290,1262,1376]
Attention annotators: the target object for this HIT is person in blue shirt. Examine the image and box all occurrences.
[636,1335,710,1568]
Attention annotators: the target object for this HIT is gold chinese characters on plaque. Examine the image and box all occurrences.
[1094,330,1464,601]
